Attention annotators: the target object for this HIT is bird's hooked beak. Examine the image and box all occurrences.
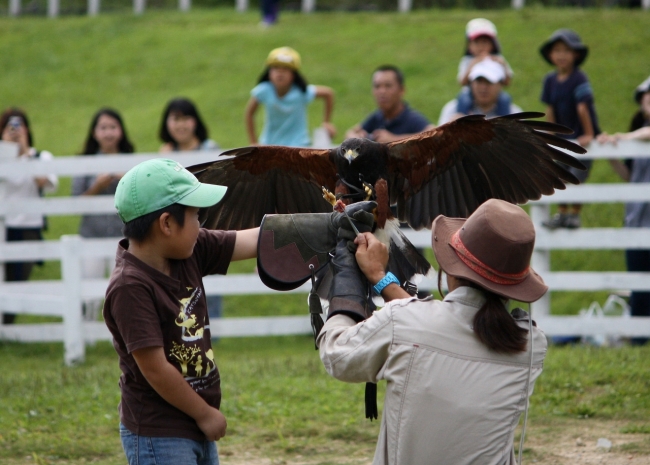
[344,149,359,164]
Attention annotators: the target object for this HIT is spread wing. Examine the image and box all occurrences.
[386,112,587,230]
[188,145,338,230]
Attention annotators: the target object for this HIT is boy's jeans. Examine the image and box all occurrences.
[120,423,219,465]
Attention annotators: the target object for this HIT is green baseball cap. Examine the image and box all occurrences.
[115,158,227,223]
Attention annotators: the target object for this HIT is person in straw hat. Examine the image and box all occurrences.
[317,198,548,465]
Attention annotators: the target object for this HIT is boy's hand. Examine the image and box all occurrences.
[196,407,227,441]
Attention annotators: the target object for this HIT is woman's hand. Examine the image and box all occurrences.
[354,232,389,285]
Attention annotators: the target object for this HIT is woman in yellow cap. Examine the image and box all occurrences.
[245,46,336,148]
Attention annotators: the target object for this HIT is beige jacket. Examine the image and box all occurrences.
[318,286,547,465]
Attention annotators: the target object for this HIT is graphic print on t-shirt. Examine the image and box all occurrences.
[168,286,217,383]
[175,287,203,341]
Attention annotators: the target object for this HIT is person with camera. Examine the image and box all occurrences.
[0,108,58,324]
[318,199,548,465]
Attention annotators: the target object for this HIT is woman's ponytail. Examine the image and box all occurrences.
[473,291,528,354]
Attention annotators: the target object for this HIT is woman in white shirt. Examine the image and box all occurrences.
[0,108,58,324]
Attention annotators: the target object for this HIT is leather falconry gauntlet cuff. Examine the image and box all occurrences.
[257,202,377,291]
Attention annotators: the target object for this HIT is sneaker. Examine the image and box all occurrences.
[564,213,581,229]
[542,213,567,230]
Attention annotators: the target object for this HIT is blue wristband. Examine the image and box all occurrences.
[373,272,400,295]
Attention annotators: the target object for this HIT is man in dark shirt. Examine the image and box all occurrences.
[345,65,434,143]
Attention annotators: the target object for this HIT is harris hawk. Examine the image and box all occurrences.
[188,112,586,288]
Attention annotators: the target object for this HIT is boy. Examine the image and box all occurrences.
[103,158,259,465]
[540,29,600,229]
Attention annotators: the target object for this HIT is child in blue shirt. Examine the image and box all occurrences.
[245,47,336,147]
[540,29,600,230]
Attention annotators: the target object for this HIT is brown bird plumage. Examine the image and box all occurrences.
[189,112,585,231]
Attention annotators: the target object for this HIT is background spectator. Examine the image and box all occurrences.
[539,29,600,230]
[159,98,219,153]
[0,108,58,325]
[245,47,336,147]
[71,108,134,322]
[457,18,513,86]
[438,58,522,125]
[598,75,650,346]
[158,97,223,326]
[260,0,280,27]
[455,18,513,114]
[345,65,433,143]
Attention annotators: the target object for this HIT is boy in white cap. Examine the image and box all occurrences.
[439,58,522,125]
[104,158,259,465]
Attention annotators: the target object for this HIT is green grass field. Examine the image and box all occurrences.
[1,338,649,463]
[1,7,650,464]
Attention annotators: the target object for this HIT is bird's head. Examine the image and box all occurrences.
[339,138,374,165]
[343,148,359,164]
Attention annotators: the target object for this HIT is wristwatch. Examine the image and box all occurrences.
[373,272,400,295]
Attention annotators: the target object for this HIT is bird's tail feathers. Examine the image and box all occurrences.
[380,219,433,288]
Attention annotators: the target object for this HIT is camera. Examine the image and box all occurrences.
[8,116,22,130]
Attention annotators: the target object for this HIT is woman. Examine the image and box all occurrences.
[159,98,218,153]
[598,75,650,345]
[318,199,548,465]
[0,108,58,324]
[71,108,135,321]
[158,97,222,323]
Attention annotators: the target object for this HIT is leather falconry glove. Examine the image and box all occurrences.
[326,202,376,323]
[327,202,380,420]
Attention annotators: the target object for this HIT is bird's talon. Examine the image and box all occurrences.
[362,182,375,201]
[322,187,337,206]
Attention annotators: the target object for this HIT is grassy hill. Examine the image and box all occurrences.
[1,8,650,315]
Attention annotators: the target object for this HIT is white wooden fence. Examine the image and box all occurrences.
[9,0,649,18]
[1,141,650,365]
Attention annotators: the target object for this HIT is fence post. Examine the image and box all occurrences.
[511,0,524,9]
[301,0,315,12]
[643,0,649,10]
[9,0,21,15]
[179,0,191,11]
[134,0,145,15]
[397,0,412,12]
[61,235,85,366]
[48,0,59,17]
[235,0,248,12]
[88,0,100,16]
[530,203,551,316]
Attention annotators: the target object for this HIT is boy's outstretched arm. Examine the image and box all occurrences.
[315,85,336,139]
[232,227,260,261]
[132,346,227,441]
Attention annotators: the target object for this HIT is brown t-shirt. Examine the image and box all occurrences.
[103,229,236,441]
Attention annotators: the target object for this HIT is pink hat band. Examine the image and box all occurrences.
[450,230,530,285]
